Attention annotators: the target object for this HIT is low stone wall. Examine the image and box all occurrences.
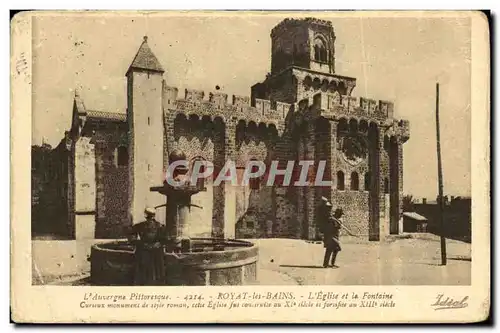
[90,239,258,286]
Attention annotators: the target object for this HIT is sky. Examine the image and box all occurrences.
[31,12,471,199]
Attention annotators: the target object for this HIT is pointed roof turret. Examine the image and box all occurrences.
[127,36,164,75]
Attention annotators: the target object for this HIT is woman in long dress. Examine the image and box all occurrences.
[128,208,166,285]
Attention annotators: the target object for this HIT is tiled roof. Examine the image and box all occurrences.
[86,110,126,122]
[128,36,164,73]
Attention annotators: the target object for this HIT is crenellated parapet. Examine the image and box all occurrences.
[292,92,410,142]
[300,92,396,122]
[382,119,411,143]
[162,84,290,127]
[395,119,410,143]
[271,17,333,38]
[209,92,228,107]
[185,88,205,102]
[338,95,394,120]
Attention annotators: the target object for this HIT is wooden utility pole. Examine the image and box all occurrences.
[435,83,447,266]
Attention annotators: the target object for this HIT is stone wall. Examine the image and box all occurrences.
[380,135,391,239]
[221,119,236,239]
[168,113,217,238]
[369,128,381,241]
[274,187,298,238]
[388,138,399,235]
[331,190,370,237]
[74,136,96,212]
[251,70,299,104]
[381,136,391,196]
[305,118,375,240]
[189,184,214,238]
[163,83,288,239]
[94,131,129,239]
[233,120,277,238]
[235,186,274,238]
[74,136,96,239]
[168,112,216,238]
[397,140,404,231]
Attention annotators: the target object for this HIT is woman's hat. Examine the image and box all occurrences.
[144,207,156,216]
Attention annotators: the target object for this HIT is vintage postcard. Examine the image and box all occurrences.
[11,10,490,323]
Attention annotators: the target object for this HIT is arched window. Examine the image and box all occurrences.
[351,172,359,191]
[337,171,345,190]
[313,93,322,107]
[364,172,371,191]
[117,146,128,166]
[337,118,348,134]
[249,159,261,190]
[384,178,389,194]
[314,37,328,63]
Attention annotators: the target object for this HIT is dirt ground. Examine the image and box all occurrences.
[32,233,471,286]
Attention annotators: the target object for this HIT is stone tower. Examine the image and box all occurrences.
[270,18,336,76]
[126,36,166,224]
[252,18,355,105]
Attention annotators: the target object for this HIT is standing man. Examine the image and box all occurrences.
[128,207,166,285]
[329,208,344,268]
[322,202,342,268]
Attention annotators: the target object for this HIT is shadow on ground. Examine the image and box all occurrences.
[279,265,325,269]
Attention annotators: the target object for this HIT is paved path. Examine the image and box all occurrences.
[253,235,471,285]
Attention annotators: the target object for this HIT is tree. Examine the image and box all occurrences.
[402,194,415,212]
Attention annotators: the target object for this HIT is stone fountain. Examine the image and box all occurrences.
[89,150,259,286]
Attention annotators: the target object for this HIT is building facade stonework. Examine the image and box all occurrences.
[54,18,409,241]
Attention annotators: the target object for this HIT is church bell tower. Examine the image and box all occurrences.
[251,18,352,105]
[270,18,336,75]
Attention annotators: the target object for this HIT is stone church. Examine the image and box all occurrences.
[49,18,409,241]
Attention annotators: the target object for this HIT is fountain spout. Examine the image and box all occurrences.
[150,149,204,253]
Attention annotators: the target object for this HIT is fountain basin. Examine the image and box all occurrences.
[90,238,258,286]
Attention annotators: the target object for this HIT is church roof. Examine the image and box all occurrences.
[86,110,126,122]
[127,36,164,74]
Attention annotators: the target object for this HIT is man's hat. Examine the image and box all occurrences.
[325,201,332,207]
[144,207,156,216]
